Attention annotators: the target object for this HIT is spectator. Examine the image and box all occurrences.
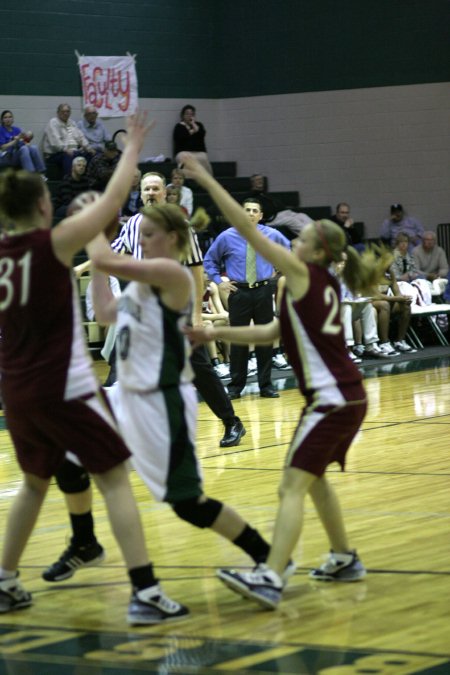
[111,170,246,448]
[391,232,423,282]
[53,156,93,219]
[121,167,142,218]
[380,203,424,250]
[87,141,121,191]
[247,174,285,221]
[173,104,212,174]
[330,202,363,249]
[0,110,46,174]
[77,106,111,153]
[42,103,95,176]
[247,173,312,239]
[203,198,291,399]
[166,184,185,212]
[333,258,389,360]
[201,273,230,379]
[413,231,449,281]
[168,167,194,216]
[372,267,414,354]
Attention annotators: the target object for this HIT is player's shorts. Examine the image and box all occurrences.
[6,389,131,479]
[286,397,367,477]
[107,381,202,502]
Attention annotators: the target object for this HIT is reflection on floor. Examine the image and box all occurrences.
[1,622,449,674]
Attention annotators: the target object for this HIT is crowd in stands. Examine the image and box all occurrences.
[1,102,448,383]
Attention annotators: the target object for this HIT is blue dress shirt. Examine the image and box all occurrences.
[203,224,290,285]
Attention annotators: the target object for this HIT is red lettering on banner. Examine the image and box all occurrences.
[81,63,132,113]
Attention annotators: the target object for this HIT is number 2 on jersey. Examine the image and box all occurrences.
[321,285,341,335]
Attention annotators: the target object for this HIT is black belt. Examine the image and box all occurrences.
[234,280,271,289]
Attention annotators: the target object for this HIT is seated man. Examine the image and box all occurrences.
[380,203,424,250]
[53,156,93,219]
[330,202,363,250]
[86,141,121,191]
[42,103,95,176]
[413,231,449,282]
[248,173,312,239]
[77,106,111,153]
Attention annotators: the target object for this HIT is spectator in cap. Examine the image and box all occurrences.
[380,203,424,251]
[77,106,111,153]
[86,140,121,191]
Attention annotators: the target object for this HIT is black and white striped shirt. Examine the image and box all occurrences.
[112,212,203,267]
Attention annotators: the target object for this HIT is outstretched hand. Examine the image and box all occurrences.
[125,110,155,153]
[182,324,215,349]
[178,152,211,187]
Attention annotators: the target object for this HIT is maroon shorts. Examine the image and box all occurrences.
[287,399,367,477]
[5,390,131,479]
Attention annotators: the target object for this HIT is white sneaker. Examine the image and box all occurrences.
[309,551,366,582]
[217,564,283,609]
[379,342,399,356]
[348,350,362,364]
[352,344,365,358]
[127,584,189,625]
[0,575,32,613]
[393,340,414,353]
[214,362,230,379]
[364,343,391,359]
[272,354,291,370]
[248,357,257,376]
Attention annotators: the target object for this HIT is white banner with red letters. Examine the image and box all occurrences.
[78,54,138,117]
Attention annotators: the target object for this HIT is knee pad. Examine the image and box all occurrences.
[171,496,222,529]
[55,459,91,494]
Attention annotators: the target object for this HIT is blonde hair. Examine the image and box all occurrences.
[189,206,210,232]
[312,219,393,295]
[140,203,190,258]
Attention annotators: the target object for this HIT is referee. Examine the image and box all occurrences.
[112,171,246,448]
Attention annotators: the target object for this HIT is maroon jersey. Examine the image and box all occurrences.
[279,263,364,406]
[0,229,97,407]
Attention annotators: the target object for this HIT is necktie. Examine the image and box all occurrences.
[402,258,408,274]
[246,244,257,285]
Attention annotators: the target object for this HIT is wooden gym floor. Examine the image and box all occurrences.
[0,353,449,674]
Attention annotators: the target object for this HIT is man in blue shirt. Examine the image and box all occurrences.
[204,199,291,399]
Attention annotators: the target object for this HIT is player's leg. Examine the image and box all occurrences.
[0,472,49,612]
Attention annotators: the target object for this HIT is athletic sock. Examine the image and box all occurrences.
[233,525,270,563]
[129,563,158,591]
[70,511,97,546]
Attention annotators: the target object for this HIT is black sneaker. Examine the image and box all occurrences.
[42,540,105,582]
[127,584,190,625]
[0,575,32,613]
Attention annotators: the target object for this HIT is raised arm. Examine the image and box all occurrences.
[179,153,299,277]
[52,111,153,265]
